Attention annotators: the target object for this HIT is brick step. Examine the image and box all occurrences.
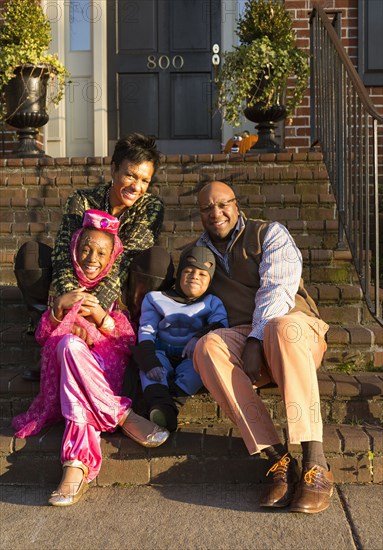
[0,324,383,371]
[0,329,381,369]
[0,326,382,371]
[0,282,374,318]
[1,366,382,426]
[1,284,381,369]
[0,421,381,486]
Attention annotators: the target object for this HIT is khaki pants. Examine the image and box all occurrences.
[194,312,329,455]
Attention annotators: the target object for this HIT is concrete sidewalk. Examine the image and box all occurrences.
[0,483,382,550]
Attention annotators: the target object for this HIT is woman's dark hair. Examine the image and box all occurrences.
[111,133,161,173]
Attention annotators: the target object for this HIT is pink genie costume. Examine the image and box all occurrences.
[12,210,136,481]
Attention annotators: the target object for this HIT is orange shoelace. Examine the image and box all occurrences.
[303,465,320,485]
[266,453,290,477]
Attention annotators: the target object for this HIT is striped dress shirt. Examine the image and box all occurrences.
[197,215,303,340]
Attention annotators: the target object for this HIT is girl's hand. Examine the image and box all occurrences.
[53,288,99,321]
[182,336,199,359]
[71,323,94,347]
[82,303,108,328]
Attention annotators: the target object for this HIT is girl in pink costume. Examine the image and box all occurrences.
[13,210,169,506]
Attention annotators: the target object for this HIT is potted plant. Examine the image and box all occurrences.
[0,0,69,157]
[216,0,309,152]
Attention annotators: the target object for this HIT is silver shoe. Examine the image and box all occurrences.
[48,460,88,507]
[120,410,170,448]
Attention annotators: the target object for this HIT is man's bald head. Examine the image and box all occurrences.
[197,181,236,205]
[197,181,240,241]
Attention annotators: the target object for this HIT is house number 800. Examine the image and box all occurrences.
[147,55,184,70]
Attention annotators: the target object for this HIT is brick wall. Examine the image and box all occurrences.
[286,0,383,150]
[0,152,333,286]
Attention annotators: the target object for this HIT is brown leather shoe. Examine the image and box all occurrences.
[290,464,334,514]
[259,453,301,508]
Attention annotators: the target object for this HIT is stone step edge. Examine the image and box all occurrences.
[1,368,382,401]
[0,423,381,486]
[0,150,326,167]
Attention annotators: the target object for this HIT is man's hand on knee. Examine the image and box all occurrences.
[241,337,267,384]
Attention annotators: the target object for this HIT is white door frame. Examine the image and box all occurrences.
[44,0,108,157]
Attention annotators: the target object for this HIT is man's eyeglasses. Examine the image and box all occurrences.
[199,197,237,214]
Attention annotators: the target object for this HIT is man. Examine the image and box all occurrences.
[192,181,333,514]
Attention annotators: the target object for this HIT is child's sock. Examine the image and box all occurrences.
[150,404,178,432]
[143,383,179,432]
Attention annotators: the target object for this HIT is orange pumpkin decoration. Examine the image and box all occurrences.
[224,132,258,154]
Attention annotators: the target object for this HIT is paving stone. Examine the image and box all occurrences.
[229,427,252,456]
[147,435,179,459]
[327,456,361,483]
[97,458,149,486]
[354,373,383,397]
[372,456,383,483]
[326,326,349,345]
[7,373,40,396]
[150,455,205,484]
[38,424,65,452]
[323,424,342,453]
[179,395,217,422]
[364,425,383,453]
[0,427,14,454]
[348,327,374,345]
[0,454,61,485]
[99,432,121,456]
[338,425,370,453]
[203,426,232,455]
[330,373,361,397]
[119,436,149,458]
[171,426,204,455]
[204,456,266,484]
[317,373,335,396]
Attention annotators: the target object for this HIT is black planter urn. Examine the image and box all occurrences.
[4,65,50,158]
[243,100,287,153]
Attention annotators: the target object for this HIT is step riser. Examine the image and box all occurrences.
[2,393,382,426]
[0,343,379,369]
[0,454,378,486]
[0,424,381,485]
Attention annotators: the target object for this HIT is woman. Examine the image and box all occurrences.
[15,133,174,378]
[13,210,169,506]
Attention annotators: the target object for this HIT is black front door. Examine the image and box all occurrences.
[107,0,221,154]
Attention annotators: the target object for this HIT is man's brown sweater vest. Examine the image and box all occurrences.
[206,219,321,328]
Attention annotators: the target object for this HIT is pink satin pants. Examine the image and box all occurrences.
[57,335,131,481]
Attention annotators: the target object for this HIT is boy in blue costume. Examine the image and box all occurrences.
[131,246,228,431]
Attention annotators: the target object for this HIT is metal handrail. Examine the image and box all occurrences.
[310,2,382,327]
